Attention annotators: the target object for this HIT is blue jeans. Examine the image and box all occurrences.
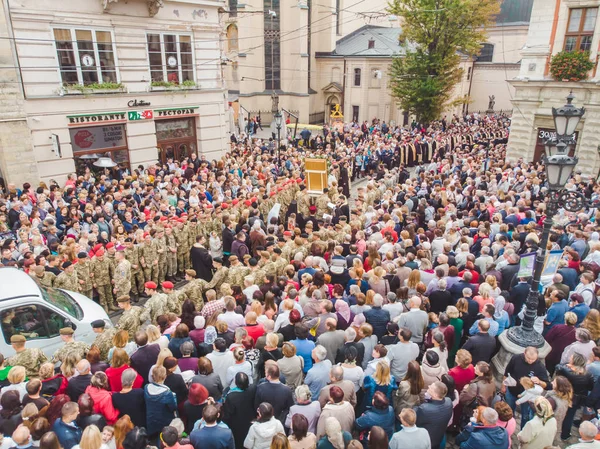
[505,389,533,428]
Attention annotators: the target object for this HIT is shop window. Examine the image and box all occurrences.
[564,8,598,52]
[69,124,130,175]
[354,68,361,87]
[1,304,66,343]
[53,28,118,86]
[147,33,194,84]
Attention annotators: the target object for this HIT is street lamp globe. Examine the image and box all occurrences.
[544,138,570,157]
[552,92,585,138]
[274,111,283,129]
[544,155,577,191]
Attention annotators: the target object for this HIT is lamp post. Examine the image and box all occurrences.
[504,92,585,349]
[274,110,283,166]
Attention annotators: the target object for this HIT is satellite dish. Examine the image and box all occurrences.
[78,153,100,160]
[93,157,118,168]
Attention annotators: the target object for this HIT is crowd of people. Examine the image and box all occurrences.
[1,112,600,449]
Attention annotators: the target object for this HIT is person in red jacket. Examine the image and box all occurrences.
[105,349,144,392]
[85,372,120,425]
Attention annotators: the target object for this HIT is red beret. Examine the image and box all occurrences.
[181,213,188,218]
[232,199,239,205]
[244,200,252,207]
[160,216,168,222]
[309,205,317,213]
[93,244,103,252]
[296,178,303,184]
[205,203,213,209]
[143,232,150,238]
[177,218,185,223]
[95,248,105,257]
[145,281,157,289]
[162,281,174,289]
[222,203,229,209]
[283,231,292,236]
[277,187,283,192]
[270,192,276,197]
[251,197,257,203]
[105,242,114,249]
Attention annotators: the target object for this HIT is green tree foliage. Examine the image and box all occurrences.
[388,0,501,123]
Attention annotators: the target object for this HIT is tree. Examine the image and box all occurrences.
[388,0,501,123]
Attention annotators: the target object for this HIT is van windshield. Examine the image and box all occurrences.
[40,287,83,320]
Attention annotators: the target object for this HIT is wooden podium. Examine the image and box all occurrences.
[305,158,327,195]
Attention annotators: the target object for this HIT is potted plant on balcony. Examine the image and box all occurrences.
[549,50,595,82]
[63,82,126,95]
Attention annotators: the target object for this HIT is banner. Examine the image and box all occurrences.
[517,252,536,278]
[542,250,564,277]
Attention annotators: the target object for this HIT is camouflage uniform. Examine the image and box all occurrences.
[139,241,159,285]
[183,279,206,311]
[249,267,266,286]
[113,259,132,299]
[263,259,278,280]
[296,190,310,217]
[155,234,167,285]
[32,272,56,289]
[145,292,168,323]
[165,290,186,315]
[75,259,94,298]
[316,193,330,220]
[54,270,79,292]
[7,348,48,378]
[125,245,144,297]
[92,256,114,310]
[165,232,178,278]
[206,266,229,292]
[51,340,90,363]
[116,305,145,340]
[174,225,189,274]
[226,264,250,288]
[93,328,116,362]
[274,256,288,277]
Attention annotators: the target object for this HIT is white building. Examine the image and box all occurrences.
[506,0,600,176]
[0,0,228,186]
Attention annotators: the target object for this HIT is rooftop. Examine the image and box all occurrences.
[316,25,411,58]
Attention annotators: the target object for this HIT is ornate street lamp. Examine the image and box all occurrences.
[552,91,585,139]
[505,93,586,348]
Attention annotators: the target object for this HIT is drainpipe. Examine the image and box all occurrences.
[341,57,346,117]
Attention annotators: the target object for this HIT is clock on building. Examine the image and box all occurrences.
[167,56,177,68]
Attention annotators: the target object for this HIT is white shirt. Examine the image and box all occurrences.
[218,310,246,331]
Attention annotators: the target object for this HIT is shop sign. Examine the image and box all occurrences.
[128,99,151,107]
[128,110,154,121]
[68,112,126,125]
[537,128,578,144]
[70,124,126,152]
[155,107,199,118]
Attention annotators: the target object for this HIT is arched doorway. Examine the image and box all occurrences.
[326,94,340,115]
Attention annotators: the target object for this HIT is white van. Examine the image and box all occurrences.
[0,267,112,358]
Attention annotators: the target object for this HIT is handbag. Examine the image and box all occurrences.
[309,317,321,337]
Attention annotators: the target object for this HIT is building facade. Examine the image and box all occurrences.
[506,0,600,176]
[0,0,228,186]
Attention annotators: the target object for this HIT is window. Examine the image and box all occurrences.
[227,24,239,52]
[352,105,359,122]
[565,8,598,52]
[478,43,494,62]
[147,33,194,84]
[229,0,238,17]
[466,66,472,81]
[40,287,83,320]
[53,28,117,85]
[1,304,68,343]
[264,0,281,90]
[368,39,375,49]
[354,68,361,86]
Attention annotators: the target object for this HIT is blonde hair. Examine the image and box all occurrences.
[407,270,420,289]
[374,361,391,386]
[7,366,26,384]
[520,376,535,390]
[146,325,161,343]
[156,348,173,370]
[455,349,472,369]
[61,353,81,378]
[266,333,279,348]
[485,275,497,289]
[80,425,103,449]
[39,362,55,380]
[446,305,459,319]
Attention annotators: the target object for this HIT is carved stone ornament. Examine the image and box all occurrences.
[102,0,119,10]
[148,0,164,16]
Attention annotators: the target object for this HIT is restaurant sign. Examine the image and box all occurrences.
[155,107,199,118]
[67,112,126,125]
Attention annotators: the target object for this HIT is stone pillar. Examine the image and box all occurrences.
[0,0,39,186]
[491,331,551,387]
[505,91,540,163]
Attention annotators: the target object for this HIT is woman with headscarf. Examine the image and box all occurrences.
[517,397,557,449]
[493,296,510,334]
[335,301,354,331]
[316,417,352,449]
[198,326,217,357]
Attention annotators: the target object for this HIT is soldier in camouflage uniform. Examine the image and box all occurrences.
[162,281,185,315]
[206,257,228,292]
[91,319,115,362]
[143,281,167,323]
[225,256,250,287]
[111,251,131,312]
[273,248,287,277]
[248,258,265,286]
[31,265,55,288]
[139,232,159,285]
[75,252,94,299]
[106,242,118,270]
[296,185,310,217]
[51,327,90,363]
[155,228,167,285]
[316,189,331,220]
[116,295,145,340]
[165,226,178,281]
[182,269,205,311]
[6,335,47,378]
[174,219,189,278]
[92,249,114,313]
[54,262,79,292]
[124,238,144,300]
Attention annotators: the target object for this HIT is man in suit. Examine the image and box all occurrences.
[129,330,161,384]
[509,277,531,325]
[449,272,478,303]
[254,364,294,424]
[500,253,521,291]
[66,359,92,402]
